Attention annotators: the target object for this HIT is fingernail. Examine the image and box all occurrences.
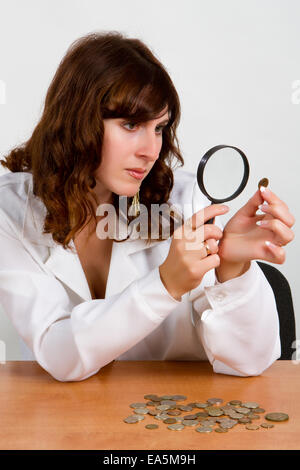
[265,240,276,248]
[258,204,268,211]
[256,220,268,226]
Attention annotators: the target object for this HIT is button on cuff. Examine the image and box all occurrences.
[204,261,259,309]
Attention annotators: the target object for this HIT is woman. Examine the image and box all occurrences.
[0,31,295,382]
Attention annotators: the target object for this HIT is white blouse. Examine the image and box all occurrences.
[0,169,281,381]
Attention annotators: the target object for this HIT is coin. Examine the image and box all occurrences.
[145,424,159,429]
[216,417,230,423]
[215,427,228,433]
[243,402,260,409]
[167,423,185,431]
[130,402,147,408]
[195,411,209,418]
[124,416,141,424]
[175,416,184,422]
[195,426,213,433]
[220,419,238,429]
[144,394,158,400]
[183,414,198,420]
[156,404,171,411]
[195,403,208,408]
[227,410,244,419]
[254,408,265,413]
[265,412,289,422]
[154,414,169,421]
[235,407,250,415]
[203,419,217,426]
[245,424,260,430]
[167,410,181,416]
[133,407,149,414]
[261,423,274,429]
[182,419,199,426]
[205,406,217,413]
[258,178,269,189]
[178,405,193,411]
[207,398,224,405]
[163,418,177,424]
[135,414,146,421]
[247,413,260,420]
[160,400,176,406]
[238,417,252,424]
[171,395,187,401]
[229,400,242,406]
[221,405,234,413]
[208,408,224,417]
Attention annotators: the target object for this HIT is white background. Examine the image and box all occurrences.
[0,0,299,359]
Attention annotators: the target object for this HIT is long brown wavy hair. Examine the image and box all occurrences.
[0,31,184,250]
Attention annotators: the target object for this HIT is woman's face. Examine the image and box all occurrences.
[94,107,170,199]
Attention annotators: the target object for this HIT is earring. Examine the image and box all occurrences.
[129,190,140,217]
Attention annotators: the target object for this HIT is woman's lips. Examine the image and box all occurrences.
[126,169,145,180]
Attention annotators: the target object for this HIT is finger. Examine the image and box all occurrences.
[193,253,221,277]
[204,238,219,255]
[187,237,219,258]
[186,204,229,231]
[183,223,223,244]
[256,218,295,246]
[257,202,295,228]
[264,241,286,264]
[184,225,223,253]
[239,188,265,218]
[259,186,288,207]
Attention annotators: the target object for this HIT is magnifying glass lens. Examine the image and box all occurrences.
[197,144,250,224]
[203,148,246,200]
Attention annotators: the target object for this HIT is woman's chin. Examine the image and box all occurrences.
[114,183,140,198]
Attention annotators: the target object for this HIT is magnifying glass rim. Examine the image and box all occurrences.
[197,144,250,203]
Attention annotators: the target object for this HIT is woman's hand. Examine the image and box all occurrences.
[216,186,295,281]
[159,204,229,300]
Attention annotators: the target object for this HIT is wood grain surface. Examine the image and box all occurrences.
[0,360,299,450]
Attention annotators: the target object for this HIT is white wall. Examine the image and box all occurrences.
[0,0,299,359]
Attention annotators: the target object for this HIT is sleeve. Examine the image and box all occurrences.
[191,260,281,376]
[189,178,281,376]
[0,213,181,382]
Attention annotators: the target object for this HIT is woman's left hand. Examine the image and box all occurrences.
[217,186,295,266]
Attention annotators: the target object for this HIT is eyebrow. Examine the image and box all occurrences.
[157,119,170,126]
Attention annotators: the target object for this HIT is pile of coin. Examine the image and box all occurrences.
[123,394,289,433]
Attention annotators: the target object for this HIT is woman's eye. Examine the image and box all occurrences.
[123,122,137,131]
[122,122,165,134]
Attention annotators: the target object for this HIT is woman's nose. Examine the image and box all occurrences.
[136,129,160,161]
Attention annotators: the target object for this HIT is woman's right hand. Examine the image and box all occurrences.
[159,204,230,300]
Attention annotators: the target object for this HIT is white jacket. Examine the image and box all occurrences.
[0,169,281,381]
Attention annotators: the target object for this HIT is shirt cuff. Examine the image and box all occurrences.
[204,260,259,310]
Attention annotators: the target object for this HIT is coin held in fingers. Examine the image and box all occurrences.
[258,178,269,189]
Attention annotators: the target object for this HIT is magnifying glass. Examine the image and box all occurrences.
[197,145,250,224]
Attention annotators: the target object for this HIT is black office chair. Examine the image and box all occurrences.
[257,261,296,360]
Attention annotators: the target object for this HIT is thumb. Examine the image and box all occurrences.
[240,189,265,218]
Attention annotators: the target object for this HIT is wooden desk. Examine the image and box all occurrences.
[0,360,299,450]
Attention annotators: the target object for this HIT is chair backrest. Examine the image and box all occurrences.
[257,261,296,360]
